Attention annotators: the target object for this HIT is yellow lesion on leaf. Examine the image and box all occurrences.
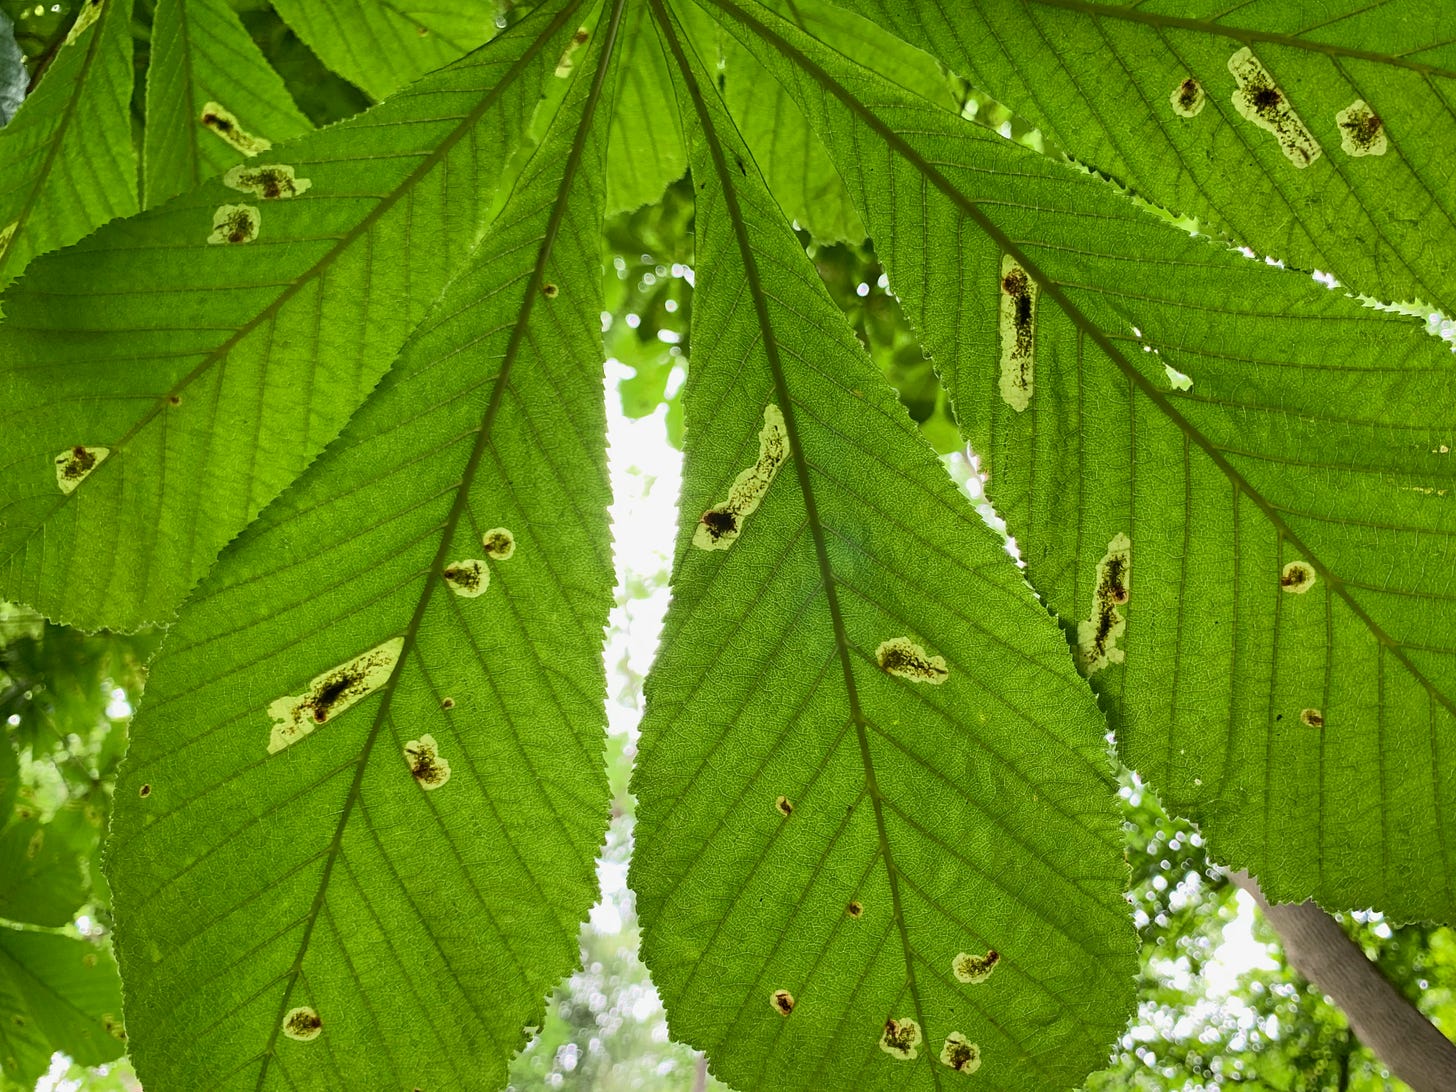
[1170,77,1205,118]
[1280,560,1316,594]
[404,734,451,790]
[879,1016,921,1060]
[952,948,1000,984]
[1336,100,1387,157]
[555,26,590,77]
[940,1032,982,1074]
[267,638,404,753]
[1076,533,1131,676]
[998,255,1037,411]
[694,403,790,551]
[54,446,109,494]
[876,637,949,685]
[200,102,272,156]
[0,221,16,260]
[481,528,515,561]
[223,163,311,199]
[64,0,102,46]
[282,1006,322,1042]
[207,204,260,245]
[443,559,488,598]
[1227,48,1321,168]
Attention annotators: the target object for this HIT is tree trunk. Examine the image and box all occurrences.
[1230,870,1456,1092]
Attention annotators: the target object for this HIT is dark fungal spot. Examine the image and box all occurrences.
[542,283,559,298]
[775,795,793,817]
[1252,86,1281,110]
[1171,77,1206,117]
[771,989,795,1016]
[168,393,181,406]
[1300,708,1325,728]
[698,508,738,542]
[310,673,356,722]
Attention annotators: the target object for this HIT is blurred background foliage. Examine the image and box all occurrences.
[2,2,1454,1089]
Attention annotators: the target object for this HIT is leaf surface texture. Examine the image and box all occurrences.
[708,0,1456,919]
[105,4,623,1087]
[0,1,582,630]
[630,5,1136,1090]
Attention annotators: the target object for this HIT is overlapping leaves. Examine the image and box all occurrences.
[0,0,1451,1089]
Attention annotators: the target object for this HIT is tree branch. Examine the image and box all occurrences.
[1229,870,1456,1092]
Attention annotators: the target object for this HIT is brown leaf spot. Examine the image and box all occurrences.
[207,204,260,245]
[998,256,1037,411]
[54,445,109,494]
[481,527,515,561]
[404,734,451,790]
[879,1016,922,1060]
[443,559,488,598]
[770,989,795,1016]
[441,697,455,710]
[1300,708,1325,728]
[940,1032,982,1074]
[952,948,1000,984]
[542,283,559,298]
[1170,77,1206,118]
[282,1006,322,1042]
[268,638,404,753]
[138,784,151,798]
[876,637,949,685]
[847,900,863,919]
[200,101,272,156]
[223,163,312,200]
[1280,560,1316,594]
[775,795,793,817]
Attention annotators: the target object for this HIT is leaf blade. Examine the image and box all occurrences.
[105,4,625,1087]
[631,5,1136,1090]
[709,0,1456,919]
[0,0,584,631]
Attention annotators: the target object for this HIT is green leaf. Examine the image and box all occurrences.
[143,0,314,207]
[835,0,1456,313]
[604,0,685,212]
[630,5,1136,1090]
[710,0,1456,919]
[0,816,85,927]
[268,0,496,101]
[0,0,136,285]
[0,0,585,632]
[104,3,625,1086]
[0,928,125,1086]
